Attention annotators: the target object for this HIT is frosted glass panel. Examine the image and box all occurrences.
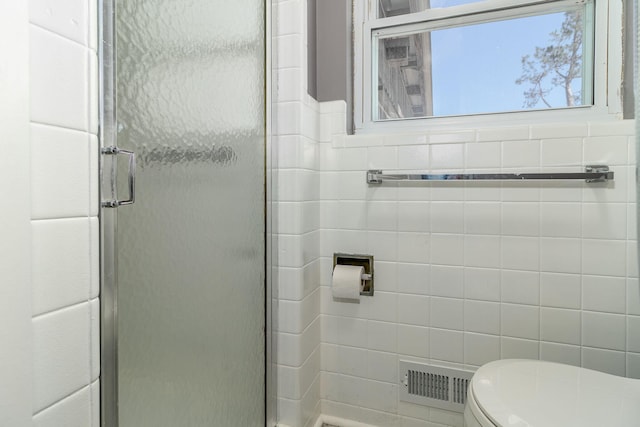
[115,1,265,426]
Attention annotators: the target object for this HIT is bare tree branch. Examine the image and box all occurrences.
[515,11,583,109]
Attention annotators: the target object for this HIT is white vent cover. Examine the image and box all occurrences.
[399,361,474,413]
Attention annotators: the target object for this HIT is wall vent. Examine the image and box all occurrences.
[399,361,474,413]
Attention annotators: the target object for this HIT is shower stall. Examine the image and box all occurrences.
[99,1,274,425]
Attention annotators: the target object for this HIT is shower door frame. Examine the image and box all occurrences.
[97,0,276,425]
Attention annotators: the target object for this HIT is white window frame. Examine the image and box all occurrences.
[353,0,624,133]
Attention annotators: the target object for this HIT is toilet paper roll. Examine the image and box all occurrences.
[332,265,364,300]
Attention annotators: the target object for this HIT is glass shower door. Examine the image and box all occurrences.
[101,1,266,425]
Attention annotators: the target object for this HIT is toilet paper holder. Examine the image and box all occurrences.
[333,253,374,296]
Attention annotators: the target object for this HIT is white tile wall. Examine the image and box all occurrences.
[27,0,100,424]
[311,111,636,427]
[273,1,324,426]
[273,2,638,427]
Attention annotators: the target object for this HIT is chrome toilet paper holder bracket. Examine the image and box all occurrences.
[333,253,374,296]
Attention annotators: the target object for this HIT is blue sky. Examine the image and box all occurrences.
[429,12,584,116]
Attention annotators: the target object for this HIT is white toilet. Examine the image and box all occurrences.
[464,359,640,427]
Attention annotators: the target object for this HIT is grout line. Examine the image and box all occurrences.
[29,21,90,49]
[32,298,97,320]
[32,384,91,418]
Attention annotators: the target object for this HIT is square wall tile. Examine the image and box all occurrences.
[501,202,539,236]
[29,0,89,46]
[362,380,399,414]
[397,201,430,232]
[367,350,397,384]
[397,232,429,264]
[278,364,300,399]
[539,238,581,274]
[465,141,501,168]
[430,297,463,330]
[540,308,580,345]
[540,203,581,238]
[429,329,464,364]
[501,237,539,271]
[582,239,626,277]
[582,311,626,351]
[397,263,429,295]
[540,181,582,203]
[464,300,500,335]
[464,268,500,302]
[430,234,463,266]
[32,385,92,427]
[501,181,541,202]
[30,25,88,131]
[464,202,501,235]
[398,324,429,358]
[501,303,539,340]
[367,231,398,262]
[582,275,626,314]
[363,291,397,323]
[464,333,500,367]
[367,146,398,170]
[582,203,627,240]
[464,181,501,202]
[31,124,92,219]
[431,202,464,234]
[398,294,429,326]
[501,270,539,305]
[33,303,91,412]
[430,144,464,170]
[540,138,582,166]
[324,229,367,258]
[337,346,368,378]
[373,261,398,292]
[502,140,539,168]
[275,0,303,36]
[366,201,397,231]
[398,145,429,170]
[277,68,303,102]
[276,34,303,68]
[32,218,93,316]
[337,147,368,171]
[464,235,500,268]
[367,320,397,353]
[430,265,463,298]
[540,273,581,309]
[322,343,340,372]
[583,136,628,165]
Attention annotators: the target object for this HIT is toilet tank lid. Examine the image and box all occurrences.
[470,359,640,427]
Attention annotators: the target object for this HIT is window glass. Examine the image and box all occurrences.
[378,0,486,18]
[375,8,592,120]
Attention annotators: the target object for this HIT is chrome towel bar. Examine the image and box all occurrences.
[367,165,613,184]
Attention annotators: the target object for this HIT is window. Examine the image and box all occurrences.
[354,0,624,131]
